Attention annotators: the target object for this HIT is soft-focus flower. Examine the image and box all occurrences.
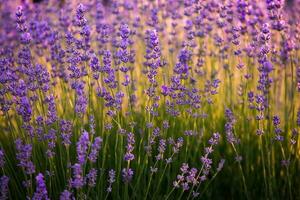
[33,173,49,200]
[15,139,35,175]
[0,176,9,200]
[122,168,134,183]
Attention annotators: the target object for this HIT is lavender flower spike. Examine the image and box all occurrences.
[32,173,49,200]
[0,176,9,200]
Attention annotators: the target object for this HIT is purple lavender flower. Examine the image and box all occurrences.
[273,115,280,126]
[45,128,57,158]
[124,132,135,161]
[0,148,5,168]
[71,163,84,189]
[172,137,184,154]
[272,115,284,141]
[297,108,300,126]
[89,115,96,135]
[224,108,239,144]
[161,85,169,96]
[60,190,72,200]
[15,139,35,174]
[60,120,73,146]
[174,163,199,191]
[180,163,189,174]
[162,120,170,129]
[201,157,213,169]
[45,95,57,125]
[32,173,49,200]
[0,176,9,200]
[296,66,300,92]
[155,139,166,161]
[76,130,90,165]
[75,92,88,115]
[107,169,116,193]
[122,168,134,183]
[88,137,103,163]
[17,96,32,122]
[86,168,97,187]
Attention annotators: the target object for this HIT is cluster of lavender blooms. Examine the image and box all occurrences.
[0,0,299,199]
[173,133,222,196]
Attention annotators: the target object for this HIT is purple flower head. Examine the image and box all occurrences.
[124,132,135,161]
[17,96,32,122]
[262,61,273,73]
[76,130,90,165]
[0,149,5,168]
[60,190,72,200]
[0,175,9,200]
[71,163,84,189]
[107,169,116,193]
[201,157,212,169]
[45,128,57,158]
[172,137,184,153]
[75,4,87,27]
[108,169,116,184]
[45,95,57,125]
[155,139,166,161]
[297,67,300,93]
[186,168,198,185]
[33,173,49,200]
[161,85,169,96]
[273,115,280,126]
[247,91,254,103]
[88,137,103,163]
[60,120,73,146]
[180,163,189,174]
[75,93,87,115]
[297,108,300,126]
[119,23,130,40]
[208,132,220,146]
[86,168,97,187]
[163,120,170,129]
[16,6,27,33]
[15,139,35,174]
[122,168,134,183]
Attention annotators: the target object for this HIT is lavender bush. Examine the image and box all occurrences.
[0,0,299,199]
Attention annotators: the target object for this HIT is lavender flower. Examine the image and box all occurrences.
[0,148,5,168]
[60,190,72,200]
[297,108,300,126]
[122,168,134,183]
[88,137,103,163]
[0,176,9,200]
[155,139,166,161]
[16,96,32,123]
[15,139,35,175]
[273,115,284,142]
[86,168,97,187]
[124,132,135,161]
[172,137,184,154]
[76,130,90,165]
[71,163,84,189]
[45,95,57,125]
[107,169,116,193]
[60,120,73,146]
[225,109,239,144]
[32,173,49,200]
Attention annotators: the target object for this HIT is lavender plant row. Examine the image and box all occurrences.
[0,0,299,199]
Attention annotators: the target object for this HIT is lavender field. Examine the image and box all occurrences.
[0,0,299,199]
